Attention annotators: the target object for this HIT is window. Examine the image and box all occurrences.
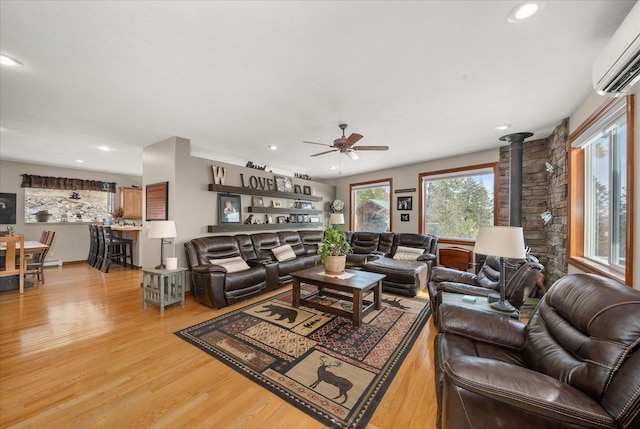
[350,179,392,232]
[25,188,114,223]
[420,164,498,241]
[569,96,634,285]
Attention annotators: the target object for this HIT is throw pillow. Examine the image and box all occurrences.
[209,256,250,273]
[393,245,424,261]
[272,244,296,262]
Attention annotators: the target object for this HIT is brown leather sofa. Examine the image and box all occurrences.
[345,231,395,267]
[184,229,437,308]
[363,233,439,296]
[434,274,640,429]
[184,230,323,308]
[428,254,543,323]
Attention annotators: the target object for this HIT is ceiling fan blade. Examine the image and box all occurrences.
[311,149,338,157]
[353,145,389,151]
[346,133,363,146]
[303,140,332,147]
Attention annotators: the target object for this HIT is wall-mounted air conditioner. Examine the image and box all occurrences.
[592,2,640,96]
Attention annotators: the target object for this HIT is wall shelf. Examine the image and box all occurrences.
[209,184,323,202]
[208,222,323,233]
[247,206,323,215]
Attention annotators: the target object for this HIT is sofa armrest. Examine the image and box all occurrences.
[431,266,477,285]
[436,281,496,298]
[192,264,228,274]
[246,257,275,267]
[442,357,613,428]
[437,303,526,350]
[417,252,436,263]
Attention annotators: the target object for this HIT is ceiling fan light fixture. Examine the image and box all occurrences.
[346,150,360,160]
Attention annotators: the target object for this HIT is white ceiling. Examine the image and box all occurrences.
[0,1,636,179]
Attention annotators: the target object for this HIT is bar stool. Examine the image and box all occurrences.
[88,225,98,267]
[100,226,133,272]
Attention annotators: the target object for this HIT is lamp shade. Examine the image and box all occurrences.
[148,220,177,239]
[330,213,345,225]
[473,226,526,259]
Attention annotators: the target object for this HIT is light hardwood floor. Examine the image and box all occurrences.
[0,263,438,428]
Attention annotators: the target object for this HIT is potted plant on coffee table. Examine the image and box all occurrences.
[317,224,352,275]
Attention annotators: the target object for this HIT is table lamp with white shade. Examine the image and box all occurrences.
[329,213,345,226]
[148,220,177,269]
[473,226,526,312]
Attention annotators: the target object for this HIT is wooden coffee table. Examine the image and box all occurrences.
[290,265,386,327]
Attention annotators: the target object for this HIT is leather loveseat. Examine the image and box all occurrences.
[434,274,640,429]
[184,230,323,308]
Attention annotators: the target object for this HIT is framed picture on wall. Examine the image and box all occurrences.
[397,196,412,211]
[274,175,293,193]
[146,182,168,221]
[0,193,17,224]
[401,213,410,222]
[218,193,241,224]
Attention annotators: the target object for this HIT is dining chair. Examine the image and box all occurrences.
[25,231,55,284]
[0,235,25,293]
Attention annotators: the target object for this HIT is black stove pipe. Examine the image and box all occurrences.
[499,132,533,227]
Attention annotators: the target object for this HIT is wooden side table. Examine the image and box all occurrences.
[142,267,187,314]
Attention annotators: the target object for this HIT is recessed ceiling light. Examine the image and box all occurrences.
[268,145,278,150]
[495,124,511,131]
[507,1,545,23]
[97,145,110,151]
[329,166,337,170]
[75,159,84,163]
[0,54,23,67]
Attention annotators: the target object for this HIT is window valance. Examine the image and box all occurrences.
[20,174,116,193]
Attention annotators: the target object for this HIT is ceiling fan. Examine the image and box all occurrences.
[303,124,389,160]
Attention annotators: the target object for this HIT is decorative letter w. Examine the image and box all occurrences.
[212,165,227,185]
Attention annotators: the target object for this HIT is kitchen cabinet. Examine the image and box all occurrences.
[120,187,142,218]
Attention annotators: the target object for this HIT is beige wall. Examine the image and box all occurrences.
[326,148,499,233]
[568,91,640,289]
[0,160,142,263]
[141,137,335,271]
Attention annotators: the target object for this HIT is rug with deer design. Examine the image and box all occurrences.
[175,285,431,429]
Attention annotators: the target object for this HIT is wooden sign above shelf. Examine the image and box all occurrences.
[208,184,323,202]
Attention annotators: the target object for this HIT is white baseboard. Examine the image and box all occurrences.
[43,259,63,267]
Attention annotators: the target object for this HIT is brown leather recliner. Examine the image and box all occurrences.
[428,254,543,323]
[434,274,640,429]
[184,236,273,308]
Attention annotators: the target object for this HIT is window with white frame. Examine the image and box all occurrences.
[350,179,391,232]
[570,97,630,277]
[420,164,497,241]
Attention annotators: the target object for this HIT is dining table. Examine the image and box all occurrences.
[0,240,49,255]
[0,240,49,293]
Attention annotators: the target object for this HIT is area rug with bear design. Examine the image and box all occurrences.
[175,285,431,429]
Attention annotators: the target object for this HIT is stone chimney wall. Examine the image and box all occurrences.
[545,119,569,286]
[498,119,569,289]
